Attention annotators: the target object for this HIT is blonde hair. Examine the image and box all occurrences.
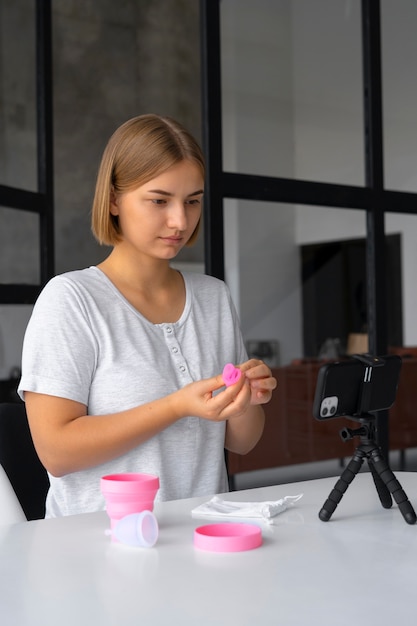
[91,114,205,246]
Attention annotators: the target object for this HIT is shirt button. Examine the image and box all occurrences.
[166,327,172,334]
[172,347,178,353]
[179,365,186,372]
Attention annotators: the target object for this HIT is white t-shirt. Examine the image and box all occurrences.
[18,267,247,517]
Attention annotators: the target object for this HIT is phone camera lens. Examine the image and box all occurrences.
[322,407,328,416]
[330,406,336,415]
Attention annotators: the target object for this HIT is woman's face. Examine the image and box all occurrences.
[110,160,203,260]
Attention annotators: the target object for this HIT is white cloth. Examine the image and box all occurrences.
[191,494,303,524]
[18,267,247,517]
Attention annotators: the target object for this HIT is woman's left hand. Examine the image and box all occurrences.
[238,359,277,405]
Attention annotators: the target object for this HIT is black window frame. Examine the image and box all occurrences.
[0,0,54,304]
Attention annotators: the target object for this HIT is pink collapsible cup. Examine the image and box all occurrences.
[100,473,160,530]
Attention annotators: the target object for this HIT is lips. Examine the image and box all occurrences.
[160,236,183,244]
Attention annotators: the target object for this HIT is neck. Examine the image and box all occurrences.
[98,247,176,291]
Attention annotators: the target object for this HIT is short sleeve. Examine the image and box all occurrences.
[18,276,98,405]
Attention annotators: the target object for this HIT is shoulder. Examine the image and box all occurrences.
[33,267,106,315]
[181,271,229,295]
[181,271,236,312]
[38,267,104,299]
[44,267,102,290]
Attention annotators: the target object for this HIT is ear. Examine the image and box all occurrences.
[109,188,119,216]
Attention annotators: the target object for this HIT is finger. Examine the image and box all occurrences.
[218,385,251,418]
[245,365,272,383]
[208,378,250,415]
[201,373,231,393]
[254,388,273,403]
[250,375,277,390]
[200,371,246,399]
[238,359,262,373]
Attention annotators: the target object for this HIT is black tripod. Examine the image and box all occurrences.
[319,413,417,524]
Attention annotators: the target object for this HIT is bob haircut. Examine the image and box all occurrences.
[91,114,205,246]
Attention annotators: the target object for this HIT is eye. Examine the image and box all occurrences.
[151,198,167,205]
[185,198,202,206]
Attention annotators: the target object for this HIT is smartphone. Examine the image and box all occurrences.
[313,355,402,420]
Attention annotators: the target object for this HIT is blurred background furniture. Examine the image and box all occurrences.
[0,403,49,520]
[0,368,21,404]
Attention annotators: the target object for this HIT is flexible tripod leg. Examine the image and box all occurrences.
[319,449,365,521]
[368,461,392,509]
[362,438,392,509]
[367,448,416,524]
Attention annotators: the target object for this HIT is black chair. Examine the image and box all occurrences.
[0,402,49,520]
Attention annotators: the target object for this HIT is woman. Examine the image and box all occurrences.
[18,114,277,517]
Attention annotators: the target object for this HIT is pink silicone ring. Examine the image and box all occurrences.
[222,363,242,387]
[194,523,262,552]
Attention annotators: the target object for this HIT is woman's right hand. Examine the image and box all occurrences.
[173,371,251,423]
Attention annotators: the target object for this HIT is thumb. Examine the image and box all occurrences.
[198,372,231,396]
[209,373,229,393]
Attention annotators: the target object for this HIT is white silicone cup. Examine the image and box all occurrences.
[113,510,159,548]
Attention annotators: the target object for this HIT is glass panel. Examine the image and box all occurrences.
[225,201,375,484]
[0,0,37,191]
[0,206,39,284]
[220,0,364,185]
[224,199,367,367]
[381,1,417,193]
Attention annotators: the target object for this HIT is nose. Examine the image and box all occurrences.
[167,202,188,231]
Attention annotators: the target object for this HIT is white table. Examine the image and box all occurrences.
[1,471,416,626]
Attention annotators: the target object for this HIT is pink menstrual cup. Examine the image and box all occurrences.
[100,473,160,530]
[112,510,159,548]
[222,363,242,386]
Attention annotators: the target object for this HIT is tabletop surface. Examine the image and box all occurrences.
[1,471,417,626]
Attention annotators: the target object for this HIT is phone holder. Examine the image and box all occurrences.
[318,354,416,525]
